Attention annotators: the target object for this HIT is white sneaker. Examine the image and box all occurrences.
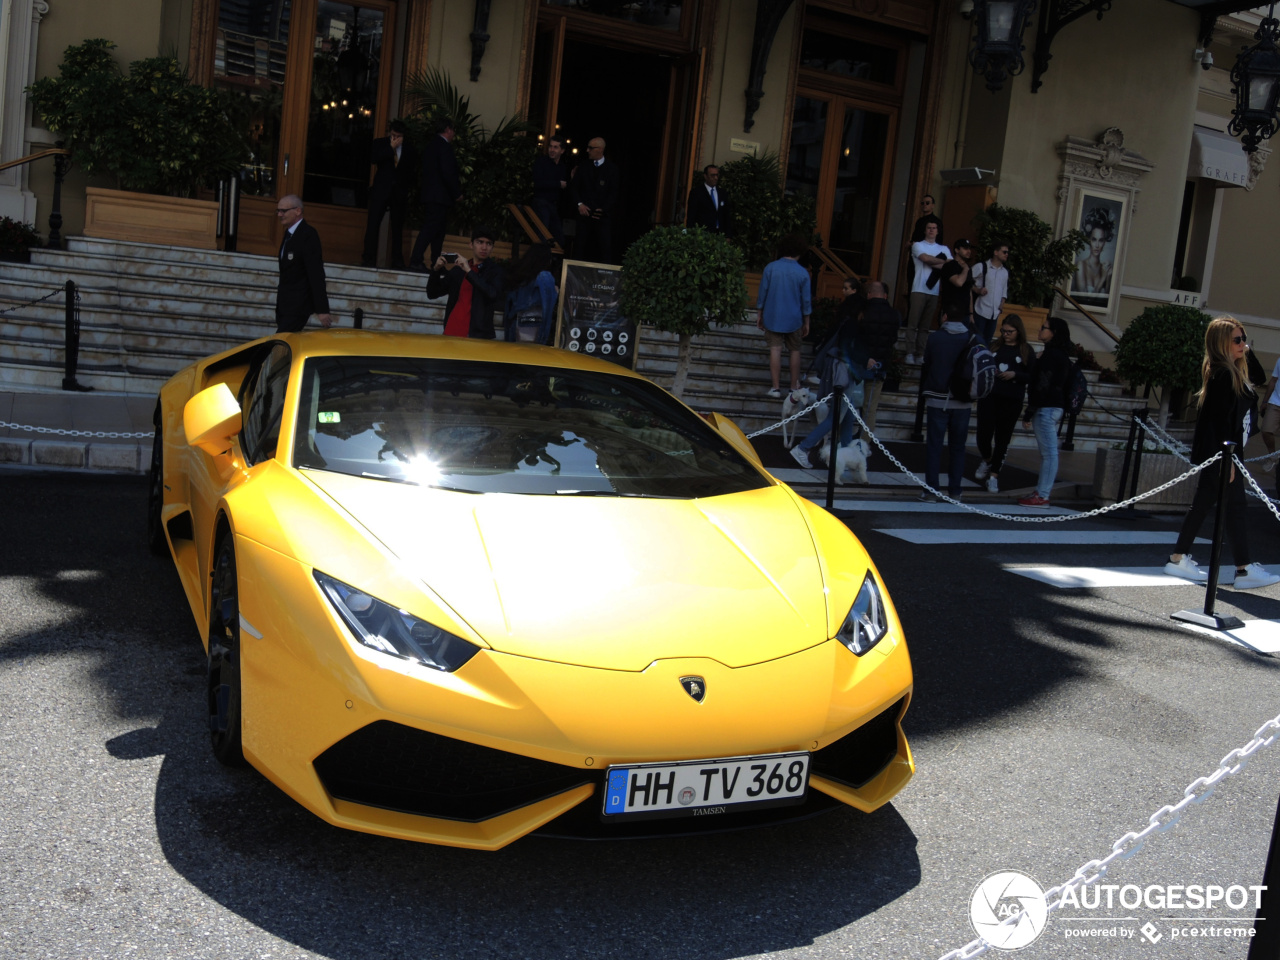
[985,475,998,493]
[1164,555,1208,582]
[975,460,990,481]
[790,446,813,469]
[1233,563,1280,589]
[766,386,782,399]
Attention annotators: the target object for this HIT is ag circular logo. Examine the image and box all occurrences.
[969,870,1048,950]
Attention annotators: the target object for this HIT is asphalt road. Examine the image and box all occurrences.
[0,471,1277,960]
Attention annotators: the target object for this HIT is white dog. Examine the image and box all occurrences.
[815,438,870,485]
[780,387,817,448]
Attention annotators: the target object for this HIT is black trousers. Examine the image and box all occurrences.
[362,183,407,267]
[409,202,450,268]
[1174,462,1251,566]
[976,395,1021,475]
[575,216,613,264]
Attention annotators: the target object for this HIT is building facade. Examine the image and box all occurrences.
[2,0,1276,354]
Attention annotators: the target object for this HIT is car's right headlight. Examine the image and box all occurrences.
[314,570,479,672]
[836,572,889,656]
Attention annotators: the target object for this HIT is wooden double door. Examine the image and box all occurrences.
[211,0,398,261]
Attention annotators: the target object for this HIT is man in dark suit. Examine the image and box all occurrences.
[426,225,506,339]
[685,164,730,236]
[408,118,463,270]
[362,120,417,268]
[531,134,567,246]
[275,195,332,332]
[572,137,620,264]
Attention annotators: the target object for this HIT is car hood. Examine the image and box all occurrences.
[305,474,828,671]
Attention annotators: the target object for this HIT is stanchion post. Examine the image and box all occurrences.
[47,146,66,250]
[1172,442,1244,630]
[1128,409,1148,504]
[353,307,364,330]
[1061,410,1078,451]
[60,280,90,392]
[1248,790,1279,958]
[826,385,842,510]
[1115,413,1139,504]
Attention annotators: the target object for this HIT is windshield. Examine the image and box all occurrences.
[292,356,769,498]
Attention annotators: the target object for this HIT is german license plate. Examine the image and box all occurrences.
[601,752,809,821]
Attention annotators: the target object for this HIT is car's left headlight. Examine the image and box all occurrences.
[314,570,480,672]
[836,572,889,656]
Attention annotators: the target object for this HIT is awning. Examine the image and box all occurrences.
[1189,126,1250,187]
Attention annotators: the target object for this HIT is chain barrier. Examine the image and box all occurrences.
[745,391,834,440]
[0,420,151,440]
[0,286,72,318]
[938,710,1280,960]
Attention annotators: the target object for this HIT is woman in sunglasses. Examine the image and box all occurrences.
[974,314,1033,493]
[1165,316,1280,589]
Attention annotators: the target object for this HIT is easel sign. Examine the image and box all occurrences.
[554,259,639,370]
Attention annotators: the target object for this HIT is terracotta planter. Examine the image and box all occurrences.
[1093,448,1197,510]
[998,303,1049,331]
[84,187,218,250]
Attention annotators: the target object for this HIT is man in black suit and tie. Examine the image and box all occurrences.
[362,120,417,268]
[408,117,463,270]
[572,137,620,264]
[686,164,731,236]
[275,195,332,332]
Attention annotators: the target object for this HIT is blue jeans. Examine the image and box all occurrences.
[975,312,997,344]
[1033,407,1064,498]
[799,403,856,452]
[926,405,972,497]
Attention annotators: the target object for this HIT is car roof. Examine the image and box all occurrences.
[273,330,647,379]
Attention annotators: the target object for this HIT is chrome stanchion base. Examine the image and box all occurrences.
[1171,609,1245,631]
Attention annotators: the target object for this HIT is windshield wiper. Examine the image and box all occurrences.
[357,471,484,494]
[552,489,677,498]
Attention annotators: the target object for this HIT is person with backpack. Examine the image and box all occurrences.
[974,313,1033,494]
[918,313,976,501]
[503,243,558,343]
[1018,316,1073,508]
[790,279,868,469]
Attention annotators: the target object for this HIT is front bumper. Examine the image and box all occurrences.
[233,536,914,849]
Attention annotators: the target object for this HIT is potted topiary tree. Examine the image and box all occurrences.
[1113,304,1209,428]
[717,151,816,293]
[620,225,748,398]
[27,39,246,249]
[974,203,1085,326]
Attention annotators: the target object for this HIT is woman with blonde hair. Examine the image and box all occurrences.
[1165,316,1280,589]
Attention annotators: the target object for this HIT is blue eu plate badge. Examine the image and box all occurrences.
[605,769,629,813]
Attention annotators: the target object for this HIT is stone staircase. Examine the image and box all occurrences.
[0,237,1175,452]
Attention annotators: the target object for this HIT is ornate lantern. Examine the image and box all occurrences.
[1229,6,1280,154]
[968,0,1038,92]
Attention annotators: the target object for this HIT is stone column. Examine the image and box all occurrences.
[0,0,49,223]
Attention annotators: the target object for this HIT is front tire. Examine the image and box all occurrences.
[207,533,247,767]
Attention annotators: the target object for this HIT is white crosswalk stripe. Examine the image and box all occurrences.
[1174,618,1280,654]
[808,499,1077,516]
[1007,565,1205,588]
[876,529,1210,545]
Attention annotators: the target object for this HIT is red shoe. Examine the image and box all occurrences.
[1017,493,1050,508]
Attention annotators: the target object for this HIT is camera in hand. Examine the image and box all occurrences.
[444,253,459,263]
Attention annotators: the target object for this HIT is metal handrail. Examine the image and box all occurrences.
[0,145,70,250]
[0,146,70,174]
[1055,285,1119,344]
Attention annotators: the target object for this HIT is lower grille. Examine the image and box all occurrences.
[810,697,905,788]
[313,721,594,822]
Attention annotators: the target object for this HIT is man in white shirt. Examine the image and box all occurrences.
[971,242,1010,343]
[903,221,950,365]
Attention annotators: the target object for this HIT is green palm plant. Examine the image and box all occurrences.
[402,68,537,236]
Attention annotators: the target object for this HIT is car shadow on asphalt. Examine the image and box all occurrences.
[1,473,925,960]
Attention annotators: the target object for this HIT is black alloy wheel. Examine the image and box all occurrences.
[146,415,166,556]
[207,534,248,767]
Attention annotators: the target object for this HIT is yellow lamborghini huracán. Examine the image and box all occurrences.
[148,331,913,849]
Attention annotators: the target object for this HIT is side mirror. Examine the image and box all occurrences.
[184,383,242,457]
[702,412,761,466]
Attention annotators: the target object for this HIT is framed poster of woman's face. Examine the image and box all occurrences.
[1068,189,1127,312]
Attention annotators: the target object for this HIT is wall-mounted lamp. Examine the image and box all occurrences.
[967,0,1037,92]
[1229,4,1280,153]
[959,0,974,19]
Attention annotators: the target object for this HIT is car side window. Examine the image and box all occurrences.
[239,343,292,465]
